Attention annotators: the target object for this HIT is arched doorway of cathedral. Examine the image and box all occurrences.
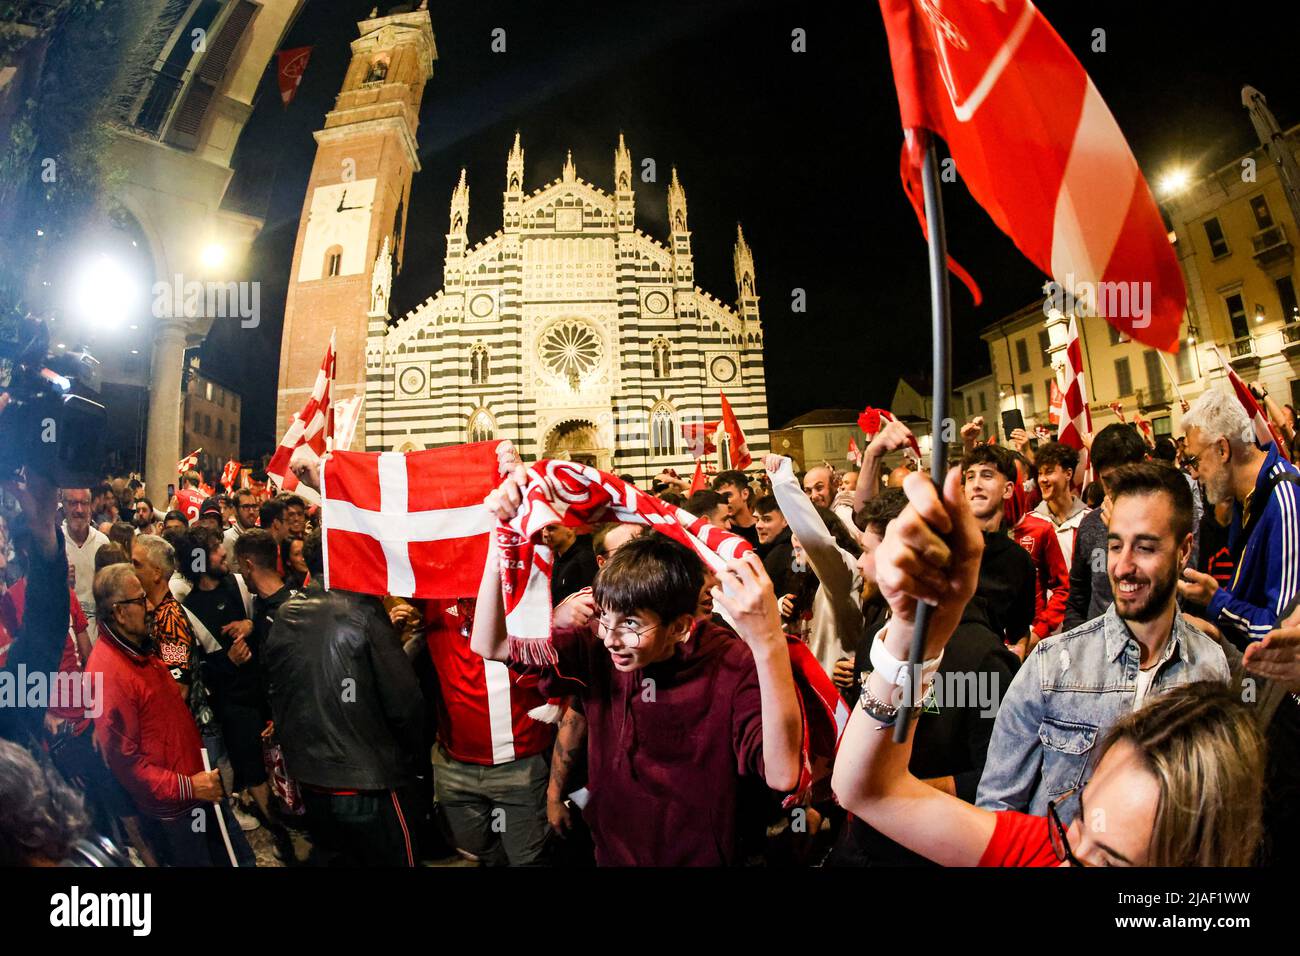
[394,439,424,452]
[543,419,609,471]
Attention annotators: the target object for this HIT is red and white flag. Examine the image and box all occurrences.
[878,0,1186,351]
[177,448,201,475]
[719,392,752,470]
[681,420,719,459]
[857,406,922,461]
[220,459,241,491]
[267,332,335,503]
[333,395,364,452]
[321,442,503,599]
[1109,401,1127,424]
[1056,315,1093,482]
[689,459,708,494]
[1210,346,1290,461]
[847,437,862,466]
[276,46,312,108]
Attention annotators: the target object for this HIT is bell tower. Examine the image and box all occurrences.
[277,3,436,449]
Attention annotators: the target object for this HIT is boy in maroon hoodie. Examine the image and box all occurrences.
[472,475,803,866]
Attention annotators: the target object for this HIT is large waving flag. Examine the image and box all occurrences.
[719,392,752,470]
[878,0,1186,351]
[321,442,502,599]
[267,331,335,503]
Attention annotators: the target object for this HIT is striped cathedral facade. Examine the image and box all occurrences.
[362,133,769,483]
[278,7,767,484]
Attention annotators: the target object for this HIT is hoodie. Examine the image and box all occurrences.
[536,618,774,866]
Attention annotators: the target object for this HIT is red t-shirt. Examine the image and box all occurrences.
[1,580,89,721]
[978,811,1059,867]
[175,488,206,524]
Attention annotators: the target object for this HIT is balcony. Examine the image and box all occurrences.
[1252,222,1294,272]
[1282,323,1300,359]
[1228,334,1261,371]
[1136,385,1172,412]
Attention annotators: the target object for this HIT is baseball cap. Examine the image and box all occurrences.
[199,496,225,518]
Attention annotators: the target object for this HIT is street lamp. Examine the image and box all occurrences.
[1158,167,1191,197]
[69,253,142,327]
[200,242,227,270]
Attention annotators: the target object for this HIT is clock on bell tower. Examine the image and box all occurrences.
[277,3,436,449]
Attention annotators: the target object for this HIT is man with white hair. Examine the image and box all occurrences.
[1179,388,1300,645]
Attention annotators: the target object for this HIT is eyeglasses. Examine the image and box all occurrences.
[113,594,148,611]
[1181,455,1199,470]
[239,503,259,511]
[1047,788,1086,867]
[593,613,657,646]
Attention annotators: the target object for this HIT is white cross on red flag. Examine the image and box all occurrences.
[321,441,502,599]
[719,392,751,469]
[267,331,335,503]
[878,0,1186,352]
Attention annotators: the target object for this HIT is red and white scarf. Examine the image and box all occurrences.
[497,460,751,666]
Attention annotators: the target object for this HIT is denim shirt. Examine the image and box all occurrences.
[976,604,1230,818]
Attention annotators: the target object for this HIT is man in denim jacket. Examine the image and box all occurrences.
[977,464,1230,819]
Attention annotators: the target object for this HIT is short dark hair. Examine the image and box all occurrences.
[233,489,257,507]
[1090,422,1148,475]
[753,494,781,517]
[592,522,640,558]
[163,509,188,527]
[250,470,268,483]
[857,487,907,536]
[960,444,1016,482]
[135,496,153,512]
[684,489,725,519]
[617,474,637,486]
[1082,480,1105,509]
[1034,441,1078,474]
[817,505,862,557]
[658,491,685,508]
[1107,462,1195,541]
[712,470,750,495]
[303,529,324,577]
[1152,436,1177,463]
[593,533,702,624]
[233,528,279,572]
[259,498,286,528]
[278,493,307,512]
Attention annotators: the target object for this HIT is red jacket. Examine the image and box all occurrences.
[1012,512,1070,639]
[84,623,205,820]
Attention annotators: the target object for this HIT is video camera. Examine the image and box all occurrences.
[0,309,107,487]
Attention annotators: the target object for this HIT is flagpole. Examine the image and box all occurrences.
[895,130,952,743]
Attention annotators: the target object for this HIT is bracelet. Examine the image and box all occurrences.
[869,625,944,686]
[857,671,935,727]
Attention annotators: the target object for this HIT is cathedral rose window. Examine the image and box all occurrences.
[540,319,602,389]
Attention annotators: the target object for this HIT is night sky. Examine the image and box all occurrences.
[204,0,1300,458]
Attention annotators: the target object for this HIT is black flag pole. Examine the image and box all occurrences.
[893,129,952,743]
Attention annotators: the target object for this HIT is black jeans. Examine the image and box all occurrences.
[302,787,418,867]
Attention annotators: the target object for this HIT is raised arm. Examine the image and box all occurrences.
[854,419,916,511]
[831,467,998,867]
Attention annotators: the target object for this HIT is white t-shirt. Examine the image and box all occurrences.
[1134,665,1159,706]
[64,521,109,623]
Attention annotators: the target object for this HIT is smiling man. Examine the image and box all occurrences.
[977,463,1229,819]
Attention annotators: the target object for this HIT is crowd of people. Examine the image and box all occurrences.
[3,383,1300,868]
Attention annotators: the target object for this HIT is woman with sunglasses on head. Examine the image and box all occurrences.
[832,467,1265,867]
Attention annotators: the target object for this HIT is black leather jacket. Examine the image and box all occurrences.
[263,585,423,791]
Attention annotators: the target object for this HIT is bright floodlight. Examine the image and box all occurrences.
[1158,168,1190,197]
[201,243,227,269]
[70,253,140,327]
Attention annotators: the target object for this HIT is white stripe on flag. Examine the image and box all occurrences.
[1050,80,1139,304]
[377,454,415,596]
[483,660,517,765]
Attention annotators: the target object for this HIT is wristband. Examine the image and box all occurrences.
[869,625,944,686]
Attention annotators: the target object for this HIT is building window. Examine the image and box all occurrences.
[325,245,343,278]
[1015,339,1030,374]
[1225,293,1249,340]
[203,414,212,436]
[194,411,202,433]
[1250,195,1274,231]
[1144,349,1165,396]
[216,419,224,440]
[1277,275,1299,324]
[1175,343,1193,381]
[1038,330,1051,365]
[470,344,489,385]
[651,405,675,457]
[230,424,238,447]
[364,56,389,83]
[651,337,671,378]
[1203,217,1230,258]
[1020,385,1035,416]
[1115,357,1133,397]
[468,409,495,443]
[966,396,973,416]
[979,391,987,413]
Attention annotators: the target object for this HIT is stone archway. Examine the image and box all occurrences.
[543,419,606,469]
